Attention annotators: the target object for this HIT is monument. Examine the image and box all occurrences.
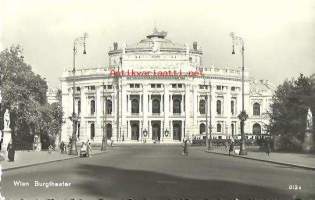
[302,108,314,153]
[2,109,12,152]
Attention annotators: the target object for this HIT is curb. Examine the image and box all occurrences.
[2,151,107,172]
[205,150,315,171]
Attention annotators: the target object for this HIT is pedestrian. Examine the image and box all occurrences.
[7,140,15,162]
[266,141,271,156]
[87,140,92,157]
[182,137,188,156]
[229,140,234,156]
[60,141,64,154]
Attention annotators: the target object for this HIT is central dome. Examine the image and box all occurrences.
[126,28,186,50]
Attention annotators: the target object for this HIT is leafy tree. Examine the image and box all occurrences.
[0,45,63,149]
[268,74,315,151]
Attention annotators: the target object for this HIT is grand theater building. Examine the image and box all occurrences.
[60,29,274,144]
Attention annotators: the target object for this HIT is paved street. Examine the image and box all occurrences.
[2,145,315,200]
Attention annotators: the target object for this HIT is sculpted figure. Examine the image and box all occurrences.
[4,109,10,130]
[306,108,313,130]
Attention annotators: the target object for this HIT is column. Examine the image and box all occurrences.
[164,84,170,142]
[95,85,102,142]
[210,85,216,138]
[121,81,127,141]
[185,83,190,138]
[142,84,148,142]
[80,86,87,141]
[225,86,232,138]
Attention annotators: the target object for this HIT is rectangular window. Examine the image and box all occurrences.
[151,84,156,88]
[231,86,236,91]
[90,86,95,90]
[157,84,161,88]
[216,85,222,90]
[172,84,176,88]
[178,84,182,88]
[130,84,134,88]
[107,85,112,89]
[135,84,140,88]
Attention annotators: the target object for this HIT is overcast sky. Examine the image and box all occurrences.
[1,0,314,88]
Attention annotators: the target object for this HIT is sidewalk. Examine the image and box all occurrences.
[0,148,105,171]
[206,147,315,170]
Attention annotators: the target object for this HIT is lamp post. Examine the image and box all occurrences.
[69,33,88,155]
[230,32,248,155]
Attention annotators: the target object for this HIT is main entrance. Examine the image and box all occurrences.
[130,121,140,141]
[173,121,182,141]
[151,121,161,141]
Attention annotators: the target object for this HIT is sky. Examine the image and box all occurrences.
[0,0,314,88]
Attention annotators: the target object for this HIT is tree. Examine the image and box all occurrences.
[0,45,63,149]
[268,74,315,151]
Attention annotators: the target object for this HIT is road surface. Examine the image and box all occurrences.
[2,145,315,199]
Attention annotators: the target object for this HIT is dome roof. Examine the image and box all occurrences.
[126,28,186,50]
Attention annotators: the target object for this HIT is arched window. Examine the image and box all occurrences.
[199,123,206,134]
[199,99,206,114]
[231,100,235,115]
[106,99,112,114]
[90,100,95,115]
[216,100,222,115]
[231,123,235,136]
[217,123,222,132]
[253,103,260,116]
[131,99,139,114]
[173,99,181,114]
[106,123,112,139]
[152,99,160,114]
[90,123,95,139]
[253,123,261,135]
[78,100,81,114]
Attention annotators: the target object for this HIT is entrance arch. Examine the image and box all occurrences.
[106,123,112,139]
[151,121,161,141]
[131,121,139,140]
[173,121,182,141]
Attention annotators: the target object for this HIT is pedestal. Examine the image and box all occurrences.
[2,129,12,151]
[0,129,12,160]
[302,130,314,153]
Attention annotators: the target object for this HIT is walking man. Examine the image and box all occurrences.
[229,139,234,156]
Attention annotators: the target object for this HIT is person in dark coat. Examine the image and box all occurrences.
[7,141,15,162]
[229,140,234,156]
[266,141,271,156]
[182,138,189,156]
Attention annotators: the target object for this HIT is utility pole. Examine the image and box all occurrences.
[230,32,248,155]
[69,33,88,155]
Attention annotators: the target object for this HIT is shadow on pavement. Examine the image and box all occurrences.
[74,164,311,200]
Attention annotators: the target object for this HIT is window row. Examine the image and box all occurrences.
[77,99,260,116]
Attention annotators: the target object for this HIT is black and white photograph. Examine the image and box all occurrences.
[0,0,314,199]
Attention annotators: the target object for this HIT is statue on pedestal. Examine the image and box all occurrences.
[3,109,10,131]
[303,108,314,153]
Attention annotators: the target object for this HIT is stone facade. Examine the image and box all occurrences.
[60,29,274,144]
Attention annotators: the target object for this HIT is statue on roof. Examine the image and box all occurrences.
[147,27,167,39]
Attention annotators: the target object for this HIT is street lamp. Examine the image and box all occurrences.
[230,32,248,155]
[69,33,88,155]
